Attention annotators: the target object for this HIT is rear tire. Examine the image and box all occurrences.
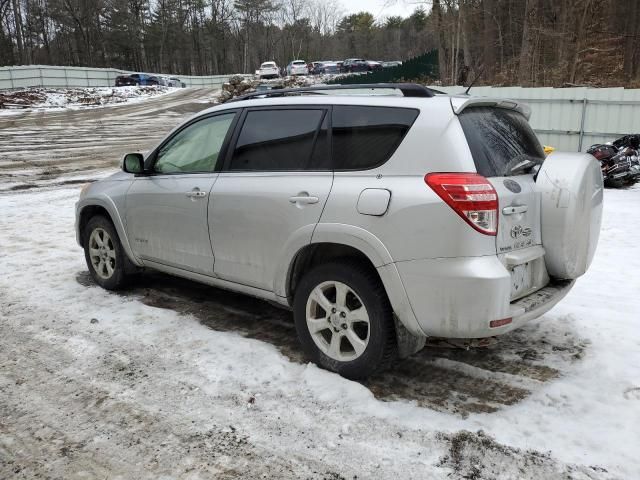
[293,261,397,379]
[83,215,130,290]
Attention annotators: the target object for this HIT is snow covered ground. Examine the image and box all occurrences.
[1,94,639,478]
[0,86,179,115]
[0,184,638,478]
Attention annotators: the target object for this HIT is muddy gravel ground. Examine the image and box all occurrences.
[74,270,586,419]
[0,88,217,192]
[1,93,636,479]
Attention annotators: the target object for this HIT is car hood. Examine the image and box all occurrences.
[103,170,134,182]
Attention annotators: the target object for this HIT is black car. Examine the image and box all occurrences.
[343,58,368,73]
[115,75,136,87]
[312,62,340,75]
[365,61,383,71]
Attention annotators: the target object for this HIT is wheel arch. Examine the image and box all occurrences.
[77,197,142,267]
[285,242,375,303]
[278,225,425,338]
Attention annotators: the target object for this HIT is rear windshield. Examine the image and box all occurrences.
[459,107,545,177]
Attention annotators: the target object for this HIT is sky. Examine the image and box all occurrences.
[341,0,426,19]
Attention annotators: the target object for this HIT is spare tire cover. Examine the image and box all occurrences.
[535,152,603,279]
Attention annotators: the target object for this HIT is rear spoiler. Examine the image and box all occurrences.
[449,96,532,120]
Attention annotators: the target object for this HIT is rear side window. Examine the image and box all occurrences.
[459,107,545,177]
[230,109,328,171]
[332,106,418,170]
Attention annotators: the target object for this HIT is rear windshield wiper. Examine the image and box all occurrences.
[505,156,542,175]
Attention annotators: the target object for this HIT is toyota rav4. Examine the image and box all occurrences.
[76,84,603,379]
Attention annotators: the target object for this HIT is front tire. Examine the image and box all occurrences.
[83,215,129,290]
[293,261,397,379]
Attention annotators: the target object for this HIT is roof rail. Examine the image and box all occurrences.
[228,83,437,103]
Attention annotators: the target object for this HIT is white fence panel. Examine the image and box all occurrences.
[0,65,239,90]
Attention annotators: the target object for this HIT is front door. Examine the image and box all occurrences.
[126,111,237,275]
[209,107,333,291]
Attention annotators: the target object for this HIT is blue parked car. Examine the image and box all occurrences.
[115,73,159,87]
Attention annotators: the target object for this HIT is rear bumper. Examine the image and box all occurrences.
[395,256,574,338]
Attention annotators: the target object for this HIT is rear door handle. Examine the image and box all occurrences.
[186,189,207,198]
[289,195,319,204]
[503,205,528,215]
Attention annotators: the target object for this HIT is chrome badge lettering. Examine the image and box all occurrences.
[510,225,532,239]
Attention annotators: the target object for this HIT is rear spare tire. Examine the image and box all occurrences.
[535,152,603,279]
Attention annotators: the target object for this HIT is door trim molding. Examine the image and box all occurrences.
[143,259,290,307]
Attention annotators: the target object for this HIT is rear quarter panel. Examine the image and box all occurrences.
[318,99,496,262]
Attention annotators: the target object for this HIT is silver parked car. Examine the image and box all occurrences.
[76,84,603,379]
[286,60,309,76]
[168,77,186,88]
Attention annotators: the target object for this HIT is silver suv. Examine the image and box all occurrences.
[76,84,603,379]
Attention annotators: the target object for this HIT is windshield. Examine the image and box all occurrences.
[292,61,305,65]
[261,63,275,68]
[459,106,545,177]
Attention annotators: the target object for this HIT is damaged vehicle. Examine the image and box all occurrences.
[588,135,640,188]
[75,84,603,380]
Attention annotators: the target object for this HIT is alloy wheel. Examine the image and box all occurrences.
[305,281,370,362]
[88,228,116,279]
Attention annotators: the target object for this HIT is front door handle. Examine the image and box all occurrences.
[503,205,528,215]
[289,195,319,205]
[186,188,207,199]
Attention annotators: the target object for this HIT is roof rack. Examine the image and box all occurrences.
[228,83,437,103]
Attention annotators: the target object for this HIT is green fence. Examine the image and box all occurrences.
[329,50,439,85]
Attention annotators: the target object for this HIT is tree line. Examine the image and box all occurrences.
[1,0,639,87]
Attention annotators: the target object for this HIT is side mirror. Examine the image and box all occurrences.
[122,153,145,174]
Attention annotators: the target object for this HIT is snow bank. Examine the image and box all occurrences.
[0,85,177,114]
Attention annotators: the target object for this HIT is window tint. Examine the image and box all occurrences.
[230,109,327,171]
[332,106,418,170]
[459,107,545,177]
[154,113,235,174]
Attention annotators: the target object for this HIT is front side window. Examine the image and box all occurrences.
[229,109,328,171]
[332,106,419,170]
[154,113,235,174]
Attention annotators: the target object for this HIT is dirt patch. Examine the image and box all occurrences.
[366,359,530,416]
[8,178,94,191]
[437,430,613,479]
[75,270,588,417]
[0,86,169,110]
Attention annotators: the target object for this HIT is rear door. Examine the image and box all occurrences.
[458,106,546,299]
[209,106,333,291]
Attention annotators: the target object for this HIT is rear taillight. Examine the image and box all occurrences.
[425,173,498,236]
